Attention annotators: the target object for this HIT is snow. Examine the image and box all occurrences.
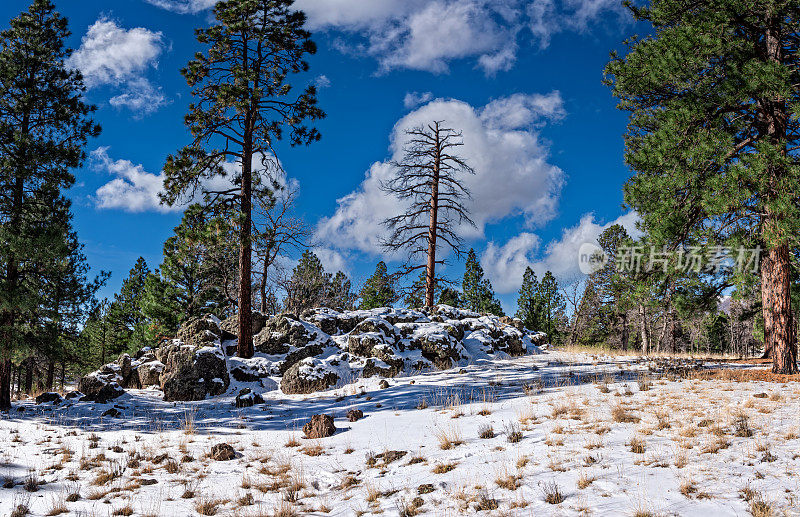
[2,351,798,516]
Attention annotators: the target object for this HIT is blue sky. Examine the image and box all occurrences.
[1,0,644,313]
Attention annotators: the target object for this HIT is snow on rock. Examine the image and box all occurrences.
[80,306,545,402]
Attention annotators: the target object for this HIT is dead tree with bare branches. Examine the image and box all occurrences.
[381,121,475,308]
[253,183,309,314]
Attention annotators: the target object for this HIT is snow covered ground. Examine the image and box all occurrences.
[2,351,799,516]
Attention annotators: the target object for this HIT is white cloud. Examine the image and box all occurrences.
[313,247,349,275]
[314,75,332,89]
[91,147,173,213]
[69,17,164,88]
[142,0,218,14]
[315,93,565,260]
[403,91,433,109]
[108,78,169,117]
[527,0,629,49]
[481,212,640,293]
[68,17,168,117]
[142,0,629,74]
[297,0,521,75]
[91,148,289,213]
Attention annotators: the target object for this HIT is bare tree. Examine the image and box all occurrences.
[381,121,475,307]
[253,183,309,313]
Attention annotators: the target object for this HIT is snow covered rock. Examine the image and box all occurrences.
[77,373,124,403]
[136,360,164,387]
[280,357,341,394]
[158,340,229,401]
[234,388,264,408]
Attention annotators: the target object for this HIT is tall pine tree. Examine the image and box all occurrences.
[606,0,800,373]
[0,0,99,409]
[161,0,324,358]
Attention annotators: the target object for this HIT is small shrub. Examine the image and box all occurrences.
[542,480,565,504]
[478,424,495,439]
[629,436,646,454]
[504,421,523,443]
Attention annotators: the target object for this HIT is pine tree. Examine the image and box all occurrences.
[0,0,100,409]
[328,271,356,310]
[107,257,151,354]
[516,267,541,331]
[462,249,503,315]
[359,261,398,309]
[284,250,329,314]
[605,0,800,373]
[463,249,484,312]
[438,287,462,307]
[161,0,324,359]
[539,271,566,341]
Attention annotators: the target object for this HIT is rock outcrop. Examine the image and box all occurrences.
[80,305,545,401]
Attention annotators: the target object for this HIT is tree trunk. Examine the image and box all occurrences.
[60,361,65,390]
[24,358,33,394]
[0,359,11,410]
[620,313,629,351]
[760,15,796,374]
[46,360,55,391]
[260,258,268,314]
[425,129,441,308]
[762,244,796,373]
[237,145,254,358]
[639,304,650,355]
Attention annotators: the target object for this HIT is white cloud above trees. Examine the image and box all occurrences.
[481,212,641,293]
[144,0,629,75]
[315,92,566,259]
[68,17,167,117]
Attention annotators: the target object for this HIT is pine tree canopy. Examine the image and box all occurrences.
[359,261,398,309]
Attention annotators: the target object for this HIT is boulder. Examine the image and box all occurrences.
[102,408,121,418]
[137,360,164,387]
[235,388,264,408]
[210,443,236,461]
[346,409,363,422]
[158,341,229,402]
[220,312,267,340]
[176,316,221,349]
[378,379,389,389]
[64,391,84,400]
[254,315,331,356]
[78,373,124,404]
[35,392,62,405]
[302,414,336,439]
[280,358,340,394]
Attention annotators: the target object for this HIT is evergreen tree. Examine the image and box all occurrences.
[539,271,566,341]
[107,257,151,353]
[328,271,356,310]
[404,271,427,308]
[82,299,113,367]
[516,267,541,331]
[605,0,800,372]
[438,287,462,307]
[359,261,398,309]
[462,249,504,315]
[284,250,329,314]
[161,0,324,359]
[0,0,100,409]
[141,271,181,341]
